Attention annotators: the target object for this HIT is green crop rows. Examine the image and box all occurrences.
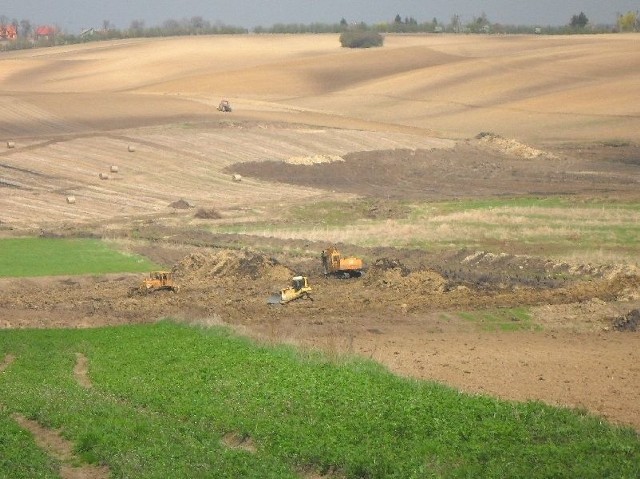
[1,321,638,478]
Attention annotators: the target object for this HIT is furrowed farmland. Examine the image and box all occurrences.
[1,33,639,477]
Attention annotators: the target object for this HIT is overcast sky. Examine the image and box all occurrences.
[3,1,639,32]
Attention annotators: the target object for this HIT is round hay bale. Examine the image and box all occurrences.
[6,141,15,148]
[232,174,242,182]
[127,145,136,152]
[99,173,109,180]
[66,196,76,204]
[110,165,119,173]
[169,199,194,209]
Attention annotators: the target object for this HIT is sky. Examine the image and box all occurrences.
[2,1,639,32]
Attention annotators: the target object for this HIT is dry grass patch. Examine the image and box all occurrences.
[213,200,640,265]
[1,354,15,372]
[221,432,257,453]
[73,353,92,389]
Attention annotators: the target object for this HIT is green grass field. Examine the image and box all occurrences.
[0,237,160,278]
[211,197,640,264]
[1,321,638,478]
[458,307,542,332]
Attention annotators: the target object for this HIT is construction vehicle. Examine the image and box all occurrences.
[131,271,179,295]
[268,276,312,304]
[321,246,364,278]
[217,99,232,112]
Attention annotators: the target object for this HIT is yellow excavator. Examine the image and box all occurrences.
[268,276,312,304]
[321,246,364,278]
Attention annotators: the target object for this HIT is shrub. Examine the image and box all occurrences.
[194,208,222,219]
[339,30,383,48]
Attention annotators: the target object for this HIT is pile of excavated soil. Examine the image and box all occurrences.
[284,154,344,165]
[363,258,448,294]
[173,250,293,284]
[612,309,640,332]
[475,132,559,160]
[169,199,195,209]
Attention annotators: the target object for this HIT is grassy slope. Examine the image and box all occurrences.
[0,322,638,478]
[0,238,160,278]
[212,197,640,263]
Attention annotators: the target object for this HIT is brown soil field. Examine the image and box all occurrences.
[1,34,639,431]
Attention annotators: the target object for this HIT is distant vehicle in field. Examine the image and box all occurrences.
[217,99,232,112]
[131,271,179,295]
[321,246,364,278]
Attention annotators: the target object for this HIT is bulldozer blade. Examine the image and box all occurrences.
[267,294,282,304]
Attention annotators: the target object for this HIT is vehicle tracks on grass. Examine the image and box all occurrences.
[74,353,93,389]
[12,414,110,479]
[3,352,107,478]
[0,353,15,372]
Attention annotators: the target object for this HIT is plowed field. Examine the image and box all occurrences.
[1,34,639,430]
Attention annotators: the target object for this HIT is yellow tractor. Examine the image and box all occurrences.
[268,276,312,304]
[131,271,179,295]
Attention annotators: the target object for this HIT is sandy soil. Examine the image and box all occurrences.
[1,34,639,432]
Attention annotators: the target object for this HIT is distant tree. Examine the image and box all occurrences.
[189,16,209,32]
[339,30,383,48]
[162,18,180,34]
[617,11,638,32]
[394,14,402,24]
[19,19,32,37]
[450,14,461,33]
[128,19,145,36]
[340,17,348,30]
[570,12,589,29]
[468,12,490,33]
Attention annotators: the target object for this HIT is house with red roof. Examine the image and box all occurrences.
[0,24,17,40]
[35,25,56,39]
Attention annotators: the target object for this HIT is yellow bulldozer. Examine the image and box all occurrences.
[268,276,312,304]
[130,271,179,295]
[321,246,364,278]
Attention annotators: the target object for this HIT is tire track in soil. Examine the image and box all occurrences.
[74,353,93,389]
[0,353,15,372]
[12,414,110,479]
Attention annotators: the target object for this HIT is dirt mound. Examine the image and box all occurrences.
[369,257,410,275]
[284,154,344,165]
[364,257,448,293]
[194,208,222,219]
[475,132,558,160]
[173,250,293,283]
[612,309,640,332]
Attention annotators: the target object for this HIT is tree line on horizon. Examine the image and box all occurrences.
[1,10,638,52]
